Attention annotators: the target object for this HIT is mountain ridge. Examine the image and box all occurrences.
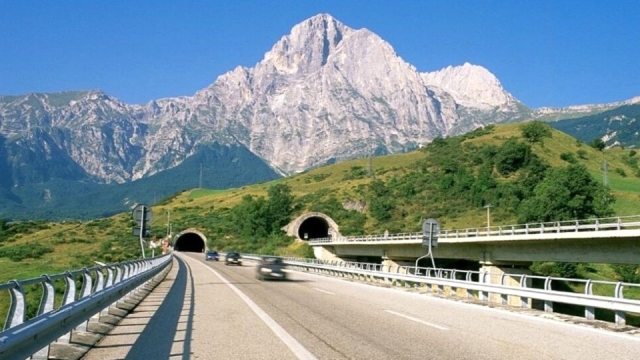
[0,13,637,220]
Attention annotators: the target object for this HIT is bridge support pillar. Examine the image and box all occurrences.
[381,259,414,274]
[480,262,532,308]
[313,246,343,261]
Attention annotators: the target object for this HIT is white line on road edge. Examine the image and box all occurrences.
[384,310,449,331]
[314,288,335,295]
[195,260,317,360]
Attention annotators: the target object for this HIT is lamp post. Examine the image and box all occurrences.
[484,204,492,234]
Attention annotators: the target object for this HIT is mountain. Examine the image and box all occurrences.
[548,103,640,148]
[0,13,610,221]
[532,96,640,122]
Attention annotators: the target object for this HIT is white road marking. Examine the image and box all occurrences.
[384,310,449,331]
[314,288,335,295]
[294,270,640,342]
[194,259,317,360]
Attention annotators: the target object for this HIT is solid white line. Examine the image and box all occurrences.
[314,288,335,295]
[193,258,317,360]
[384,310,449,331]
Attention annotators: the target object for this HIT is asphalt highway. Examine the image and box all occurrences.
[83,252,640,359]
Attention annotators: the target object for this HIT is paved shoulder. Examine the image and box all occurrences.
[84,253,303,359]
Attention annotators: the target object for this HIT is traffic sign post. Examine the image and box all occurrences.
[132,204,152,258]
[416,218,440,270]
[422,218,439,249]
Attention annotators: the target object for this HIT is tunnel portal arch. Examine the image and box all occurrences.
[285,212,341,241]
[173,228,207,252]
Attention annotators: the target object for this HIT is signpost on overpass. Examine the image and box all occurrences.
[132,204,152,258]
[416,218,439,270]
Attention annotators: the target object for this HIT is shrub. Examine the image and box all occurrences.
[610,264,640,283]
[577,149,588,159]
[560,152,577,164]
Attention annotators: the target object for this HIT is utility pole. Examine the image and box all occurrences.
[166,210,171,236]
[484,204,493,234]
[367,141,373,177]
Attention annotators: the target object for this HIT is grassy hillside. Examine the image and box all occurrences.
[3,122,640,328]
[1,123,639,284]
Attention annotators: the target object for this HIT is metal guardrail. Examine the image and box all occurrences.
[309,215,640,244]
[256,255,640,326]
[0,253,173,359]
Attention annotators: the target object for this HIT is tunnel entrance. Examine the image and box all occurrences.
[173,229,207,252]
[297,216,330,240]
[285,212,341,241]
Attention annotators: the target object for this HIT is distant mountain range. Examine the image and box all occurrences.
[0,13,637,221]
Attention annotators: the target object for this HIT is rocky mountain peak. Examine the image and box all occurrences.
[262,13,352,74]
[421,62,517,110]
[0,13,533,188]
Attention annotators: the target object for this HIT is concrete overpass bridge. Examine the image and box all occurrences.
[307,215,640,263]
[307,215,640,288]
[169,214,640,268]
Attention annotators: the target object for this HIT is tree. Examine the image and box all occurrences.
[517,164,614,223]
[589,138,606,151]
[520,121,552,145]
[494,138,532,175]
[266,184,294,233]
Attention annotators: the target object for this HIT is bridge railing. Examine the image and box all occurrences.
[272,256,640,326]
[308,214,640,244]
[0,254,173,360]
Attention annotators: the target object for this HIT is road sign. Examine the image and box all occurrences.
[133,226,151,237]
[132,204,152,224]
[422,218,440,248]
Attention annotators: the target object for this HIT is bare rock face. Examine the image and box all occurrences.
[0,13,529,185]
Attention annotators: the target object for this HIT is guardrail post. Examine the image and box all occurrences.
[519,275,529,308]
[100,267,114,316]
[57,271,78,344]
[4,281,26,331]
[31,276,56,360]
[584,280,595,320]
[500,274,508,305]
[38,275,56,316]
[75,269,94,332]
[544,277,553,313]
[437,269,444,294]
[450,270,457,297]
[466,272,473,299]
[614,282,626,326]
[479,271,487,302]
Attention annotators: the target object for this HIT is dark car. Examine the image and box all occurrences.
[205,250,219,261]
[225,252,242,266]
[256,256,287,281]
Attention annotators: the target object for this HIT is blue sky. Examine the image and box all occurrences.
[1,1,638,108]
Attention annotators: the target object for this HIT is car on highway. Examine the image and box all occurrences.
[205,250,219,261]
[255,256,287,281]
[225,252,242,266]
